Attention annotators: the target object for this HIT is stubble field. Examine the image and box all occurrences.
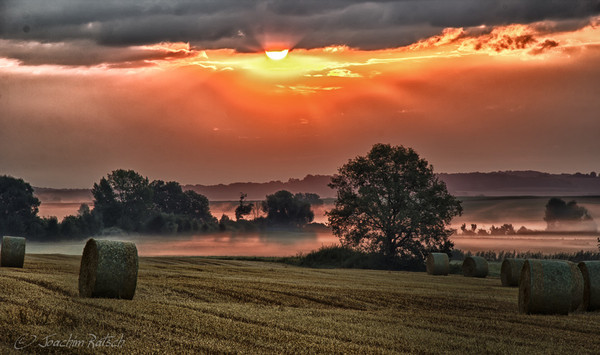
[1,255,599,354]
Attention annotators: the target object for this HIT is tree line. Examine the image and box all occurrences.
[2,143,475,270]
[0,170,321,240]
[458,197,597,236]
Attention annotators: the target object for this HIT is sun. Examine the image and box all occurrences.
[265,49,289,60]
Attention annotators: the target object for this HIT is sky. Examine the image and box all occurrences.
[1,1,600,188]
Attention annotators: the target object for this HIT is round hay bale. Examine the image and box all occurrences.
[578,261,600,311]
[79,239,138,300]
[518,259,583,315]
[462,256,488,278]
[426,253,449,275]
[501,258,526,287]
[569,261,584,313]
[1,236,26,268]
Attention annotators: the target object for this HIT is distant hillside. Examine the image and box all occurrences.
[438,171,600,196]
[185,171,600,200]
[33,171,600,202]
[184,175,333,200]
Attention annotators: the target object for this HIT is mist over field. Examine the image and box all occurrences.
[38,194,600,231]
[34,195,600,256]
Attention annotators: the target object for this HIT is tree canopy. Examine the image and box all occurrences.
[235,193,253,221]
[544,198,596,232]
[262,190,315,228]
[327,144,462,266]
[0,175,41,236]
[92,169,154,231]
[92,170,215,233]
[151,180,212,221]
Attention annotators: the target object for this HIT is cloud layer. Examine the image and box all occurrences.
[2,0,599,53]
[1,1,600,187]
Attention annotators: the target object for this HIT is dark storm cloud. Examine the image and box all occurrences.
[0,0,599,62]
[0,39,194,66]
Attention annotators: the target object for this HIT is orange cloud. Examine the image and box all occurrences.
[408,28,466,50]
[455,24,557,56]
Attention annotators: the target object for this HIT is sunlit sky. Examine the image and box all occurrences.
[1,1,600,188]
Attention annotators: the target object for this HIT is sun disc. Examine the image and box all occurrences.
[265,49,289,60]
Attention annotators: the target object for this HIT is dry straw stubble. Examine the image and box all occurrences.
[462,256,488,278]
[79,238,139,299]
[426,253,449,275]
[501,258,525,287]
[578,261,600,311]
[1,236,26,268]
[518,259,583,315]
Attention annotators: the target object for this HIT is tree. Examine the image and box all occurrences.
[544,197,596,232]
[0,175,41,236]
[235,193,253,221]
[92,169,154,231]
[262,190,314,228]
[151,180,187,215]
[150,180,213,223]
[489,224,516,235]
[181,190,212,222]
[459,223,477,236]
[327,144,462,266]
[295,193,323,206]
[59,203,101,238]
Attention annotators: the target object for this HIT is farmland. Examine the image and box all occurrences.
[1,255,599,354]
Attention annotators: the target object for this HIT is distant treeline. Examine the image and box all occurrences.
[0,170,323,241]
[33,170,600,202]
[457,198,597,235]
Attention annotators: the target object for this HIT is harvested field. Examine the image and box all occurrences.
[1,254,599,354]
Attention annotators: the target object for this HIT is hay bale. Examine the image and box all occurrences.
[462,256,488,278]
[1,236,26,268]
[426,253,449,275]
[518,259,583,315]
[501,258,526,287]
[578,261,600,311]
[79,239,138,300]
[569,261,584,313]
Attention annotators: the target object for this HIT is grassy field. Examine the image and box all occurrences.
[1,255,599,354]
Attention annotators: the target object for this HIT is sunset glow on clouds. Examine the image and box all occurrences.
[1,1,600,187]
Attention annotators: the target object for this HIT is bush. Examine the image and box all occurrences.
[295,245,425,271]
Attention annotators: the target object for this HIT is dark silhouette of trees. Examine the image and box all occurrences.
[151,180,212,221]
[327,144,462,267]
[0,175,42,236]
[262,190,315,228]
[2,170,218,238]
[460,223,478,235]
[180,190,212,223]
[92,169,154,231]
[144,178,214,234]
[151,180,187,215]
[489,224,516,235]
[295,193,323,206]
[59,203,102,238]
[235,193,253,221]
[544,197,596,232]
